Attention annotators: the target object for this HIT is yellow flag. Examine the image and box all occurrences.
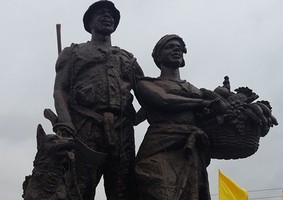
[218,170,248,200]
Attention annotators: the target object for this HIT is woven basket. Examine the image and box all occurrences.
[201,119,261,159]
[199,88,262,159]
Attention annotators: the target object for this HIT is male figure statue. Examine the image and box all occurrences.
[53,1,144,199]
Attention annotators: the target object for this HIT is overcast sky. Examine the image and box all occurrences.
[1,0,283,199]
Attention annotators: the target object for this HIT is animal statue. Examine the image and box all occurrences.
[22,108,108,200]
[22,124,81,200]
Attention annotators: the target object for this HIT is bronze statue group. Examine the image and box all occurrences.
[22,1,277,200]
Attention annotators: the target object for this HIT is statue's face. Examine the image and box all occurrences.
[89,8,115,35]
[159,40,184,68]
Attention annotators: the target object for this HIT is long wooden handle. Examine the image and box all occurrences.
[56,24,62,55]
[43,108,58,126]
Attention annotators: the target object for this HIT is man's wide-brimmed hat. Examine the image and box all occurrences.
[83,0,120,33]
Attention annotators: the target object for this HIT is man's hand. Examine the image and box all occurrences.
[53,123,75,137]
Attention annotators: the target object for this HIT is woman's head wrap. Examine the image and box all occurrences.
[152,34,187,69]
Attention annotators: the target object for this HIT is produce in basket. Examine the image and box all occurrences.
[198,76,278,159]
